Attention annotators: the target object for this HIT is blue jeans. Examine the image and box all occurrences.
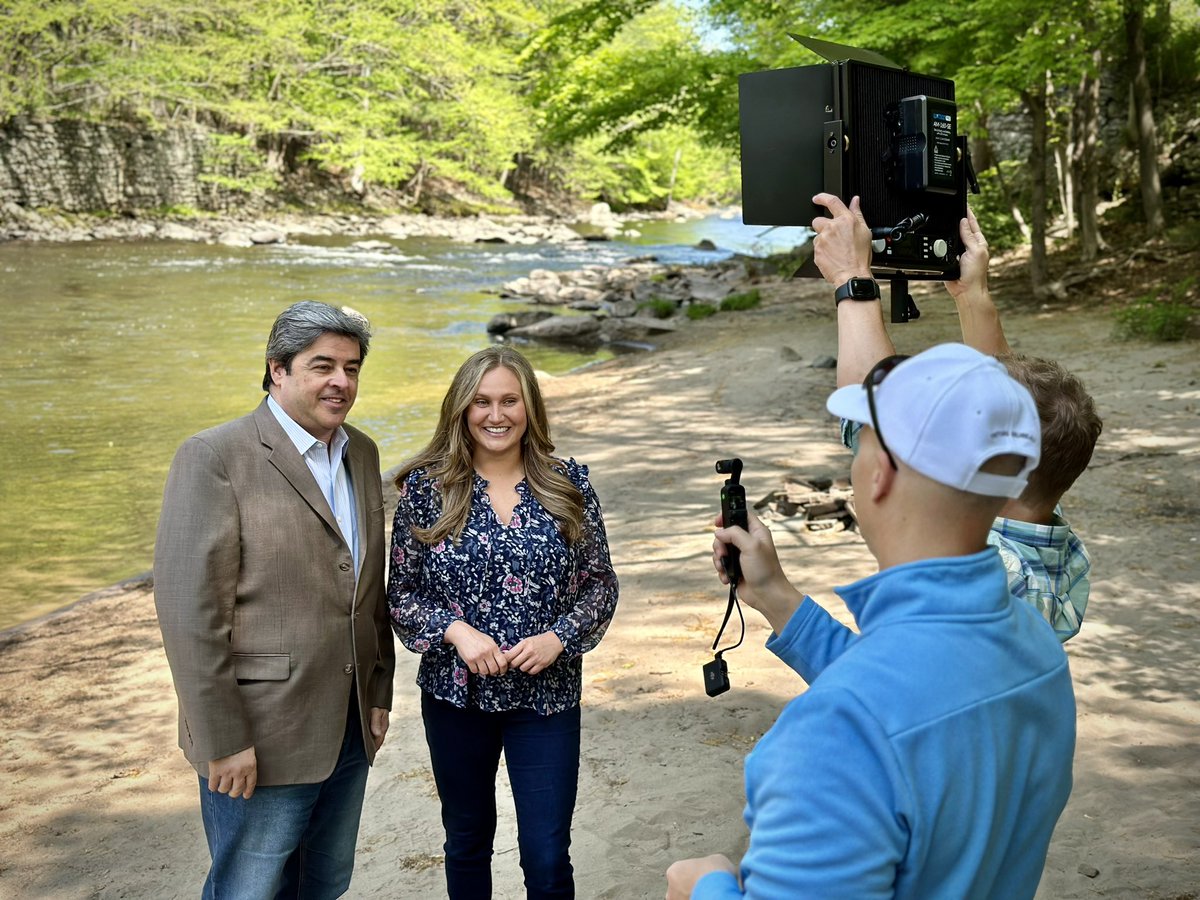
[422,692,581,900]
[198,701,369,900]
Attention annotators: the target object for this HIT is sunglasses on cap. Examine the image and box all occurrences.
[863,354,911,471]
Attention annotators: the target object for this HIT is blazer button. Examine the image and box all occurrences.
[343,664,354,675]
[339,562,351,571]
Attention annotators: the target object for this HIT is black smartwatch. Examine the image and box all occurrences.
[834,277,881,304]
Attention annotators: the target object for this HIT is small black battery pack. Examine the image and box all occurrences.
[703,657,730,697]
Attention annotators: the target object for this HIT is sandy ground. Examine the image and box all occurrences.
[1,274,1198,899]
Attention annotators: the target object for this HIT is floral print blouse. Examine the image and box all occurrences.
[387,458,618,715]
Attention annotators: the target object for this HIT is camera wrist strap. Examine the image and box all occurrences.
[711,582,745,656]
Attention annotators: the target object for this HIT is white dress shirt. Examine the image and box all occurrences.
[266,395,360,575]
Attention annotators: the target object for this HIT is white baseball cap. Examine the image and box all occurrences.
[826,343,1041,499]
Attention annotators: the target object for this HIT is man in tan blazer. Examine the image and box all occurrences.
[154,301,395,899]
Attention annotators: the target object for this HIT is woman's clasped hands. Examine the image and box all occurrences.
[444,620,564,676]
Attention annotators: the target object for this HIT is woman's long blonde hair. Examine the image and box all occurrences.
[394,346,585,545]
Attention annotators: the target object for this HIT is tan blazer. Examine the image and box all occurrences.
[154,400,395,786]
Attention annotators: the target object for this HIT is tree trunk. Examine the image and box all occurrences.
[264,134,299,174]
[352,68,371,198]
[1075,47,1105,261]
[407,160,430,206]
[1047,72,1074,240]
[1022,80,1050,293]
[1056,144,1075,240]
[1124,0,1166,235]
[666,147,682,206]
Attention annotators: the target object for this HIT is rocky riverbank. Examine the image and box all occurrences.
[0,198,708,246]
[487,251,807,348]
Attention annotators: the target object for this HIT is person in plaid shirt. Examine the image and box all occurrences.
[986,351,1098,643]
[820,194,1102,645]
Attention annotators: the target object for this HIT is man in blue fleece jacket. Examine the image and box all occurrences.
[665,344,1075,899]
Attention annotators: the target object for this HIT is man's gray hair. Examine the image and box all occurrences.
[262,301,372,391]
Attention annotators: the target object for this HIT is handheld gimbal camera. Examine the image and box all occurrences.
[705,458,749,697]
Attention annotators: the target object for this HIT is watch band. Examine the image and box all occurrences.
[835,277,881,304]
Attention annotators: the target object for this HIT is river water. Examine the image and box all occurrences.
[0,213,809,629]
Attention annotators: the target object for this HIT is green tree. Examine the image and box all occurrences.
[0,0,548,203]
[684,0,1193,289]
[5,0,1189,220]
[1124,0,1166,235]
[521,0,743,207]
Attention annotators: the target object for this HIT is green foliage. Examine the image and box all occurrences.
[3,0,1194,217]
[201,133,280,196]
[561,135,663,208]
[967,165,1027,252]
[1165,216,1200,250]
[697,0,1122,136]
[526,1,750,151]
[0,0,548,200]
[0,0,744,208]
[661,129,741,204]
[557,124,738,208]
[637,297,677,318]
[1112,278,1196,342]
[719,288,761,311]
[686,301,718,319]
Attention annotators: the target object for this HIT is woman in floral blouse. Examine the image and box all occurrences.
[387,346,619,899]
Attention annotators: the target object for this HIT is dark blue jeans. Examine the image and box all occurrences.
[198,700,369,900]
[422,692,581,900]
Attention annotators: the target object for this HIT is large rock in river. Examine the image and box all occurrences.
[486,310,556,335]
[506,315,601,343]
